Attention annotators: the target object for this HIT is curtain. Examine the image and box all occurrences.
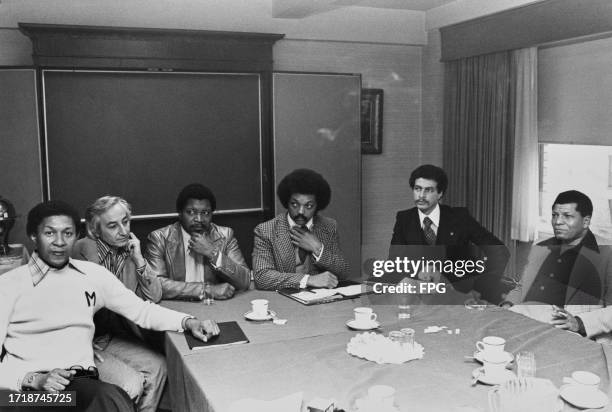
[510,48,538,242]
[443,51,515,245]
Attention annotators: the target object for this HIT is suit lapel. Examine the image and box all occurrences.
[407,208,427,244]
[275,215,296,273]
[168,223,187,281]
[436,206,452,245]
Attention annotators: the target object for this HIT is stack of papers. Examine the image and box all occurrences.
[291,284,365,303]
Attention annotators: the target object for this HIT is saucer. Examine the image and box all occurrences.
[244,310,276,321]
[472,367,515,385]
[346,319,381,331]
[560,384,609,409]
[474,351,513,364]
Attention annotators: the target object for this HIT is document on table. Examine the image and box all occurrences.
[290,284,366,303]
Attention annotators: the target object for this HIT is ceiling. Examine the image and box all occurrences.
[272,0,456,18]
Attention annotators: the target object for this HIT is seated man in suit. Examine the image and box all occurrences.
[504,190,612,342]
[253,168,350,290]
[146,183,250,300]
[0,200,219,411]
[390,164,510,304]
[72,196,165,412]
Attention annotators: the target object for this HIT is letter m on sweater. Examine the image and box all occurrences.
[85,291,96,307]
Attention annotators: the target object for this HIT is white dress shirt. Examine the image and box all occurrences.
[417,203,441,235]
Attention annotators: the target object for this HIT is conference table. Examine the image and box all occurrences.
[162,289,612,412]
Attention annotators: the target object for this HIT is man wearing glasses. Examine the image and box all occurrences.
[389,164,510,304]
[146,184,250,301]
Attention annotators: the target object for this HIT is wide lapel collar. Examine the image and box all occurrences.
[311,215,330,243]
[565,233,602,304]
[408,208,427,244]
[519,243,550,301]
[435,205,452,245]
[208,223,225,247]
[275,214,296,272]
[169,222,187,281]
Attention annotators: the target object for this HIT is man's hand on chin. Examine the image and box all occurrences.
[306,271,338,288]
[186,318,220,342]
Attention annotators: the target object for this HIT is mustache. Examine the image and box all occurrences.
[294,214,308,221]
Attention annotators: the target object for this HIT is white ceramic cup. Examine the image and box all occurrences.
[567,371,600,393]
[482,352,508,380]
[476,336,506,355]
[251,299,269,317]
[354,307,377,324]
[367,385,395,406]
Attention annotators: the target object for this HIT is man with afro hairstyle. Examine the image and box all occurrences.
[253,168,350,290]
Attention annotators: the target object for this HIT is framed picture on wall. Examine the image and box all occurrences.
[361,88,383,154]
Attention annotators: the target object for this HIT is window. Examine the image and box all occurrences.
[538,143,612,243]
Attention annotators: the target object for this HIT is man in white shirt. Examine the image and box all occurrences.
[0,200,219,411]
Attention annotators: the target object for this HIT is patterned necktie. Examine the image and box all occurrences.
[423,216,436,246]
[297,226,309,263]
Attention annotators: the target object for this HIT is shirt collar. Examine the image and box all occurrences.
[287,214,314,230]
[539,229,600,253]
[96,238,128,259]
[418,203,440,228]
[28,252,84,287]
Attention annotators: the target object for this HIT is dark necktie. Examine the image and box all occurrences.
[298,226,308,263]
[423,216,436,246]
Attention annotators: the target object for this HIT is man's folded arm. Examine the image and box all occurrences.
[252,225,303,290]
[211,231,251,291]
[313,226,350,279]
[463,212,510,304]
[134,264,163,303]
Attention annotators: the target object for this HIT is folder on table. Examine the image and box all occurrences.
[278,280,370,306]
[185,321,249,350]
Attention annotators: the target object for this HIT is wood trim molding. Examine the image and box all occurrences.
[19,23,285,71]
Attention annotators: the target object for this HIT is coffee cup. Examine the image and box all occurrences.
[476,336,505,354]
[565,371,600,393]
[367,385,395,406]
[482,351,508,379]
[251,299,269,317]
[354,307,377,324]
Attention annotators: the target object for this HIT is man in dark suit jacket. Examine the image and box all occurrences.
[390,164,510,304]
[253,169,350,290]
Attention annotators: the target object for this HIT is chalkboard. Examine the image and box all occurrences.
[42,70,262,217]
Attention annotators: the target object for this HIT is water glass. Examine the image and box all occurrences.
[516,351,536,378]
[400,328,415,349]
[202,282,214,305]
[397,304,411,320]
[388,331,404,345]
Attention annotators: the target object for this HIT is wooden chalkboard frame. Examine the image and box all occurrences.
[41,69,264,218]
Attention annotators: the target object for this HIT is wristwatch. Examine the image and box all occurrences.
[22,372,40,390]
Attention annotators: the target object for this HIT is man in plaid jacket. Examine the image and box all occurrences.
[252,169,350,290]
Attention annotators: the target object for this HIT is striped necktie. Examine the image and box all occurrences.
[423,216,437,246]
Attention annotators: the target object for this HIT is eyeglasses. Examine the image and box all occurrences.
[183,209,213,218]
[68,365,99,380]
